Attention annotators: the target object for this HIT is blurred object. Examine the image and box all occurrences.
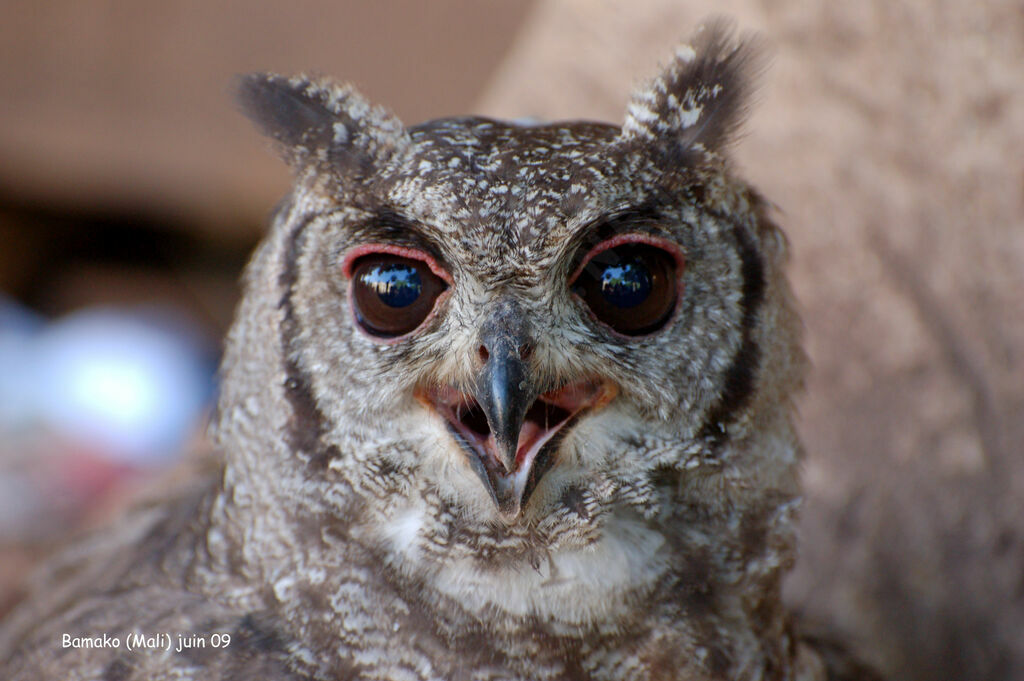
[479,2,1023,680]
[0,201,252,339]
[29,307,213,463]
[0,297,43,433]
[0,298,216,545]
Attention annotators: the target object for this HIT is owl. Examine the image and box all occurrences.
[0,21,881,681]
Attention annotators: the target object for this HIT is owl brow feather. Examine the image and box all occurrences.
[562,201,669,273]
[344,207,451,271]
[235,72,408,173]
[621,18,767,162]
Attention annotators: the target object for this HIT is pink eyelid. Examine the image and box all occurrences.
[342,243,452,345]
[568,233,686,285]
[341,244,453,285]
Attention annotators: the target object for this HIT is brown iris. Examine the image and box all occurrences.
[351,254,447,338]
[572,242,678,336]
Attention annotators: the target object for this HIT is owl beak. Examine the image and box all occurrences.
[472,301,536,480]
[416,303,617,521]
[418,376,617,522]
[475,371,618,520]
[474,337,533,477]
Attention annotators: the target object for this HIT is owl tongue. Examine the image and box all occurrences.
[510,382,601,468]
[513,419,546,465]
[508,400,568,472]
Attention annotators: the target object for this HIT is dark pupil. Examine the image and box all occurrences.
[362,264,422,308]
[599,260,651,308]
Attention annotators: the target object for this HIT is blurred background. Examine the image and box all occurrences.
[0,1,1021,680]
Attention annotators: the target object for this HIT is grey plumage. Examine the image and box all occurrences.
[0,21,879,680]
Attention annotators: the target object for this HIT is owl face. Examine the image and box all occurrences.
[235,26,799,567]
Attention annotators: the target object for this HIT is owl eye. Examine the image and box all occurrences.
[350,254,447,338]
[572,242,678,336]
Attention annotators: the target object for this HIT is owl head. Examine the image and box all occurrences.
[221,21,804,570]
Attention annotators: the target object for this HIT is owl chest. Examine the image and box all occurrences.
[307,514,678,677]
[378,506,672,626]
[270,507,774,680]
[297,597,708,681]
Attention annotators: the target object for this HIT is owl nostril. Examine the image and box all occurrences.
[478,342,531,363]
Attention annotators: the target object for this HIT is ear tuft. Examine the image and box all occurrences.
[234,73,408,172]
[622,18,767,162]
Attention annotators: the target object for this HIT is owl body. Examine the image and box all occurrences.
[0,23,873,681]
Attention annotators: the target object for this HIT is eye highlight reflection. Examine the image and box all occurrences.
[350,254,447,338]
[360,262,424,308]
[597,259,653,309]
[572,240,680,336]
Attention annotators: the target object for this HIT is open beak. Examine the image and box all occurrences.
[420,377,616,520]
[416,302,617,520]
